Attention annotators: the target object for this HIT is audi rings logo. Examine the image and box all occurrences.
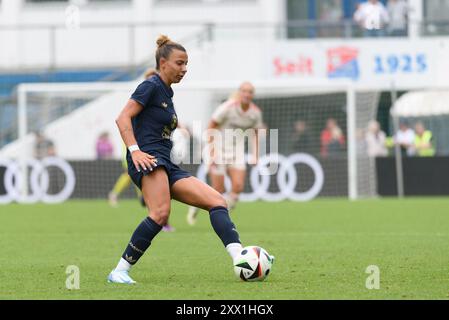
[0,157,76,204]
[197,153,324,202]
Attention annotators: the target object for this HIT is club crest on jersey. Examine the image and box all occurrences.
[162,102,168,108]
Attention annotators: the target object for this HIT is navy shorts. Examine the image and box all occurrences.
[127,151,191,190]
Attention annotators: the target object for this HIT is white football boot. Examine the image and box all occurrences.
[186,206,199,226]
[107,270,136,284]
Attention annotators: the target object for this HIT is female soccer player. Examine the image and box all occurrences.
[186,82,264,225]
[108,68,176,232]
[107,35,244,284]
[108,68,158,209]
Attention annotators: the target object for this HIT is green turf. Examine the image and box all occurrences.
[1,198,449,299]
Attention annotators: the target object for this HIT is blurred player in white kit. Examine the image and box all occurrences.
[187,82,264,225]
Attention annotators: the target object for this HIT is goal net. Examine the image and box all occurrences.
[0,80,381,203]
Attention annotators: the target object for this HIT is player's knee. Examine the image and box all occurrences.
[207,194,228,211]
[148,205,171,226]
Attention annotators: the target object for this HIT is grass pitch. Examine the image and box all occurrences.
[1,198,449,299]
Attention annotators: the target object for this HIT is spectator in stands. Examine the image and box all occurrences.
[320,118,345,157]
[394,120,415,156]
[291,120,314,154]
[387,0,410,37]
[319,0,343,37]
[34,131,56,159]
[365,120,388,157]
[354,0,390,37]
[414,122,435,157]
[96,131,114,160]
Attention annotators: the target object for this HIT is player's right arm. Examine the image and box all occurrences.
[115,99,157,172]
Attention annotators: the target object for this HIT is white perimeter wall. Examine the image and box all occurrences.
[0,0,284,69]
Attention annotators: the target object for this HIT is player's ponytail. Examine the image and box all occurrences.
[144,68,157,79]
[228,91,240,102]
[155,35,186,71]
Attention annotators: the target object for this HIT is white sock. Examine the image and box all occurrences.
[226,243,243,260]
[114,258,132,272]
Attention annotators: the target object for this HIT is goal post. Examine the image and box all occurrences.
[346,87,357,200]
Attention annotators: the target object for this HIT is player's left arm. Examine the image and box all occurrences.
[251,110,265,165]
[251,129,259,165]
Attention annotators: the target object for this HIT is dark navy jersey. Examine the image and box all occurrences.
[130,74,178,156]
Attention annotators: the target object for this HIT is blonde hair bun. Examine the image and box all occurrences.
[156,35,170,48]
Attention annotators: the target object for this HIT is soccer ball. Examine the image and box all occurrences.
[233,246,274,282]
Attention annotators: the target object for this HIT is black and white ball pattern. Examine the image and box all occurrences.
[233,246,273,281]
